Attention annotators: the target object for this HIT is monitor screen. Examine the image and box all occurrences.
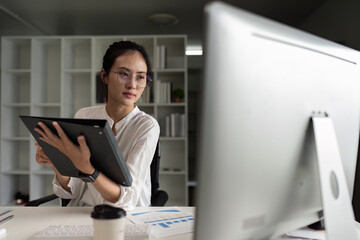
[195,2,360,239]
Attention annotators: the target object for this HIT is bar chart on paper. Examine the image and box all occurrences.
[127,208,195,238]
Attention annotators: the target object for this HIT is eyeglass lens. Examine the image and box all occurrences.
[113,71,151,87]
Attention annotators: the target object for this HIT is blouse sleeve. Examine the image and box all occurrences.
[109,118,160,210]
[52,176,83,199]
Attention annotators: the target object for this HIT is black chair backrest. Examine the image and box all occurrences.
[150,140,169,206]
[150,141,161,198]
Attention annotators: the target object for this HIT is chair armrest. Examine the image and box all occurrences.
[25,194,59,207]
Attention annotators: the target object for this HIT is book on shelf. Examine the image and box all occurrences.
[179,114,185,137]
[155,80,172,103]
[138,86,151,103]
[163,113,185,137]
[166,116,171,137]
[155,45,167,69]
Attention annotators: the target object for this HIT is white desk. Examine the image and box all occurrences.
[0,206,195,240]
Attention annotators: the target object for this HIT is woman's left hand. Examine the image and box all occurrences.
[34,121,95,174]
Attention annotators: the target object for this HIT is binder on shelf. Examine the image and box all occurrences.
[19,115,132,186]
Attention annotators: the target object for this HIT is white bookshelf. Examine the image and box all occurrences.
[0,35,188,206]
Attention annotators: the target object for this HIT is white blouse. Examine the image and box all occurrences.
[52,105,160,211]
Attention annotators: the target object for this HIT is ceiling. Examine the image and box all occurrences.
[0,0,326,47]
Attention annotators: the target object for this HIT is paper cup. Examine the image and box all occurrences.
[91,204,126,240]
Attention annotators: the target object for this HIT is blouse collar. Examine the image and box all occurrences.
[102,105,139,128]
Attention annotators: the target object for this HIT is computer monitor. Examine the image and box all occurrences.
[195,2,360,239]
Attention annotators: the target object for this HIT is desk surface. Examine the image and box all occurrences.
[0,206,195,240]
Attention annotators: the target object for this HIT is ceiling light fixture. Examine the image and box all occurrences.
[147,13,179,26]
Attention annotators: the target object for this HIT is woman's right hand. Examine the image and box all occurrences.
[35,142,54,168]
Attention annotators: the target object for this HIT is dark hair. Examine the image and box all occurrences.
[102,40,151,75]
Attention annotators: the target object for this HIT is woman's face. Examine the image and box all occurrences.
[103,50,147,107]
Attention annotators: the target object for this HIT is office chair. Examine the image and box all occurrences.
[150,141,169,206]
[25,140,169,207]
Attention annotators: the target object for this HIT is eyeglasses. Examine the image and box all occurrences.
[112,71,152,88]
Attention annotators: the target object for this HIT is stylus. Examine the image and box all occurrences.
[0,215,14,225]
[0,210,11,217]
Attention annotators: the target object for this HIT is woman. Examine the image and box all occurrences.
[34,41,160,211]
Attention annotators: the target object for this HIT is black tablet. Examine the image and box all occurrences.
[19,115,132,186]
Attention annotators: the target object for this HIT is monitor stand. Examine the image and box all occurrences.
[312,115,358,240]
